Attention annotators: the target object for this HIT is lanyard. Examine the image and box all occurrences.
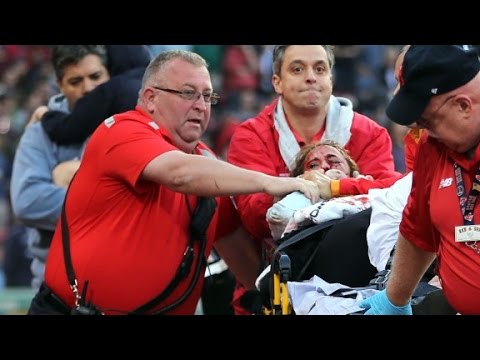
[454,163,480,225]
[454,163,480,255]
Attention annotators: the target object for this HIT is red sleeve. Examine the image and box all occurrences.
[214,196,241,240]
[348,114,399,180]
[403,128,426,173]
[338,173,403,195]
[399,138,437,252]
[227,123,275,241]
[100,117,176,190]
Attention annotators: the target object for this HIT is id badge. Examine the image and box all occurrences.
[455,225,480,242]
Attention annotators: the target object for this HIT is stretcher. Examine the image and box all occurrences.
[260,222,456,315]
[262,237,291,315]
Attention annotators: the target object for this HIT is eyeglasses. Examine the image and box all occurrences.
[416,94,456,129]
[152,86,220,105]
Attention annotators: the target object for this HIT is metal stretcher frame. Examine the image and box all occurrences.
[262,237,291,315]
[261,222,454,315]
[262,219,339,315]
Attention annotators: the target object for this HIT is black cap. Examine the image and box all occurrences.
[386,45,480,126]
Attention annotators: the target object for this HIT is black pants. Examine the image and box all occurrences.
[201,270,235,315]
[27,284,71,315]
[286,208,377,287]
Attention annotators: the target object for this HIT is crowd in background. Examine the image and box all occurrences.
[0,44,405,289]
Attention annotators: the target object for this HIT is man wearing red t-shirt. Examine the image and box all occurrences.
[361,45,480,315]
[27,50,321,315]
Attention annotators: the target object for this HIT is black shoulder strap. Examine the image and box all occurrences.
[60,174,83,307]
[133,147,219,314]
[61,159,217,314]
[61,198,76,286]
[62,188,217,314]
[132,196,217,314]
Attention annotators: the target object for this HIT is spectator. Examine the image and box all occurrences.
[227,45,399,314]
[38,45,151,145]
[10,45,110,292]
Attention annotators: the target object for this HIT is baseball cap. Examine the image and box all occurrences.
[386,45,480,126]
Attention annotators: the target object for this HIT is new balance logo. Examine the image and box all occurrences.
[104,116,115,128]
[439,178,453,189]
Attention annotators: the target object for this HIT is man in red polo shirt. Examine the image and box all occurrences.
[28,50,320,315]
[361,45,480,315]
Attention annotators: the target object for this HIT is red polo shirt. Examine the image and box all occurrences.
[400,136,480,314]
[45,107,237,315]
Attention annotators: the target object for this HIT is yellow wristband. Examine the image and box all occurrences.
[330,179,340,197]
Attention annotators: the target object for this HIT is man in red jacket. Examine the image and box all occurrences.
[228,45,400,313]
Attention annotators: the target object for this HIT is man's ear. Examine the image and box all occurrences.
[142,88,156,113]
[457,95,471,113]
[272,74,282,95]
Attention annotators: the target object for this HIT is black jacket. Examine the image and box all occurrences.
[41,45,151,145]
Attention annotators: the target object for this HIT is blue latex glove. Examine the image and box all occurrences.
[359,289,412,315]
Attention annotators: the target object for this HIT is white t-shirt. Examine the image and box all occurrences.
[366,172,412,271]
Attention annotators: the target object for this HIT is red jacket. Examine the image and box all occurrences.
[404,128,426,173]
[228,98,399,241]
[338,129,427,200]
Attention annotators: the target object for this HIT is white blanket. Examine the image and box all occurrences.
[283,195,371,238]
[288,275,379,315]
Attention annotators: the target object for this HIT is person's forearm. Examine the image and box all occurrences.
[386,233,436,306]
[42,110,94,145]
[175,155,272,196]
[335,174,402,196]
[42,86,110,145]
[10,128,67,229]
[11,182,65,230]
[144,151,290,197]
[214,225,261,289]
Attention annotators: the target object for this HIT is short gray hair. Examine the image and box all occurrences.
[141,50,208,89]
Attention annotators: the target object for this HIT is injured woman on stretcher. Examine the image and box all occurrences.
[255,140,441,314]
